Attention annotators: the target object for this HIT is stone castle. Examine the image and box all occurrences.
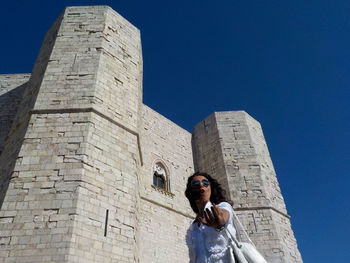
[0,6,302,263]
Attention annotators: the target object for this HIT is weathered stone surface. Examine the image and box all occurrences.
[0,5,302,263]
[0,6,142,263]
[138,105,194,262]
[0,74,30,154]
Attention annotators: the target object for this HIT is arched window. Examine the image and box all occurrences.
[153,162,168,190]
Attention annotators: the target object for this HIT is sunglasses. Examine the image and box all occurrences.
[191,179,210,188]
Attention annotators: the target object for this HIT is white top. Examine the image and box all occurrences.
[186,201,236,263]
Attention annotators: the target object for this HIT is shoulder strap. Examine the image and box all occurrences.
[231,209,255,247]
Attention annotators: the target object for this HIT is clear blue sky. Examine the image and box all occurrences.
[1,1,349,262]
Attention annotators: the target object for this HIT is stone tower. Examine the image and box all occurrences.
[0,6,302,263]
[192,112,302,262]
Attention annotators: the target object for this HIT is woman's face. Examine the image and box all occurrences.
[190,175,211,205]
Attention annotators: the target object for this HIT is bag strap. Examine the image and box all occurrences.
[224,227,242,248]
[231,209,255,247]
[223,228,250,263]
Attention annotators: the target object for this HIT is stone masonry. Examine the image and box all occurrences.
[0,5,302,262]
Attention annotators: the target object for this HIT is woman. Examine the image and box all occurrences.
[185,172,236,263]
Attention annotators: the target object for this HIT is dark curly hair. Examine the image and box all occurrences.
[185,172,227,214]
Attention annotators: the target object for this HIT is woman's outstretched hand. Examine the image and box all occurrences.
[199,204,229,229]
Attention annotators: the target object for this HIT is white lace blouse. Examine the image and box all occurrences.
[186,201,236,263]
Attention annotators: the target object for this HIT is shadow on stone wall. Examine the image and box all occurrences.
[0,115,31,208]
[0,83,28,155]
[0,82,29,208]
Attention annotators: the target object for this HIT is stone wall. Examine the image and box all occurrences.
[0,74,30,208]
[0,74,30,155]
[0,6,143,262]
[139,105,194,262]
[0,7,62,212]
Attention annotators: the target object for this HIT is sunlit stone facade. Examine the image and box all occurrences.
[0,6,302,262]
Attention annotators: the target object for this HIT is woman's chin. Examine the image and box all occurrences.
[196,197,209,205]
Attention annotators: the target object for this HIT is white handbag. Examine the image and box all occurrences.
[224,210,267,263]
